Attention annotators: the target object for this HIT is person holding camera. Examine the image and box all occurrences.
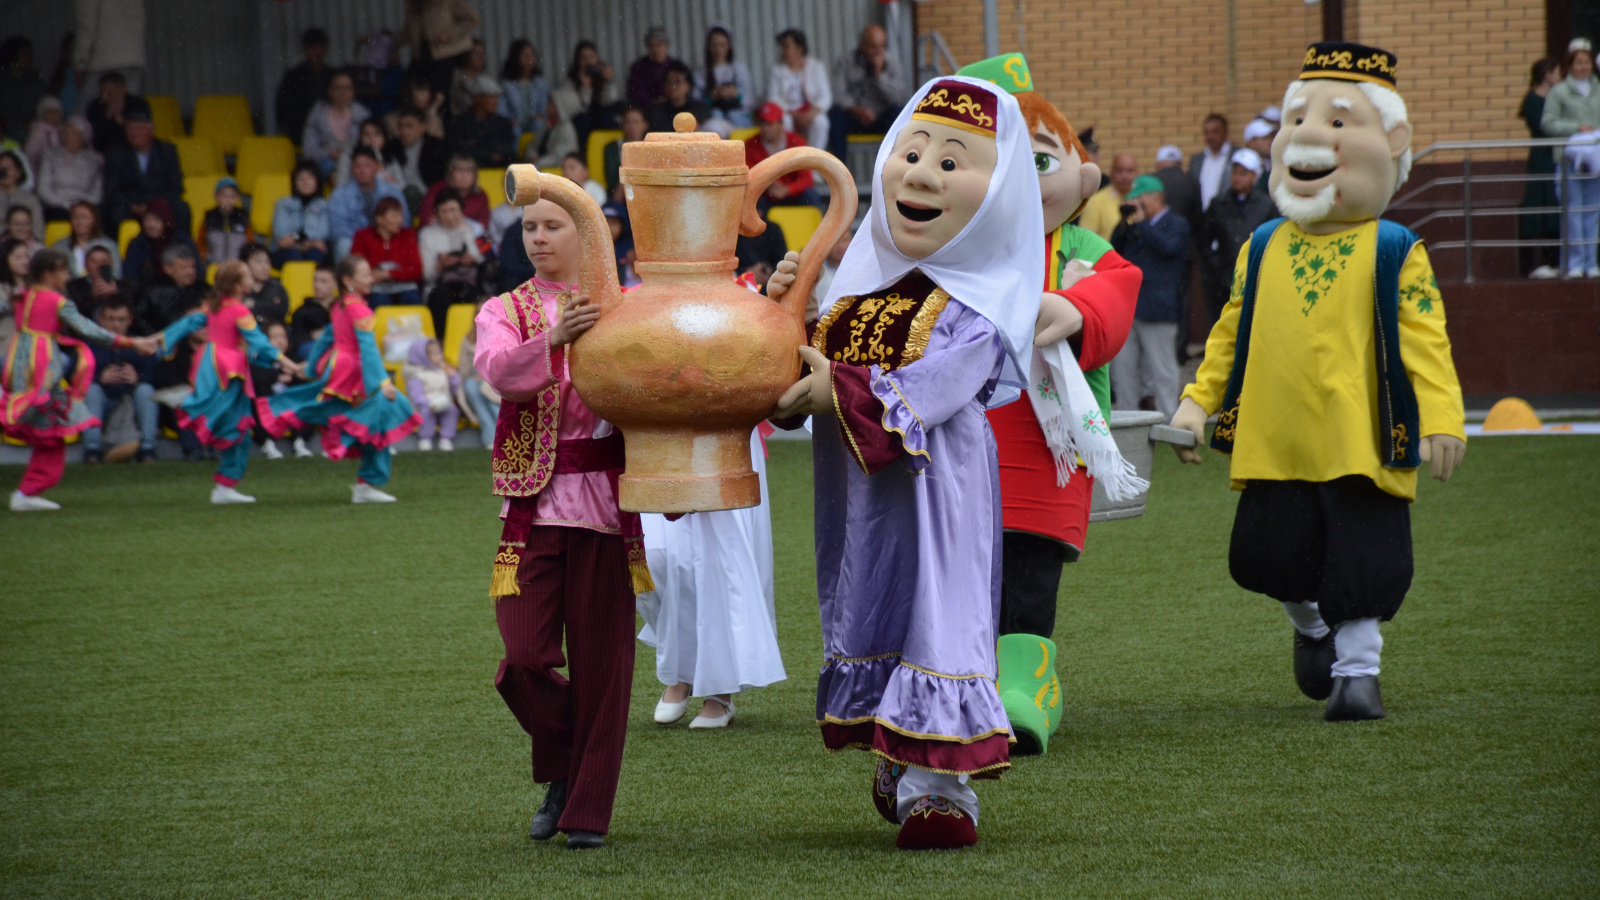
[1109,173,1189,419]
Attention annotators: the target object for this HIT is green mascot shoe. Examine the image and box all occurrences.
[996,634,1062,756]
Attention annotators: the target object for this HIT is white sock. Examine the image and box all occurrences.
[896,767,978,825]
[1332,618,1382,678]
[1282,601,1331,640]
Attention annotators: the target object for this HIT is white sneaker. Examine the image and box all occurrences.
[438,437,454,451]
[10,490,60,511]
[1567,268,1586,279]
[1529,265,1561,279]
[1585,266,1600,278]
[689,696,735,729]
[210,485,256,504]
[654,698,689,725]
[260,440,284,460]
[292,437,313,458]
[351,483,397,504]
[417,438,433,451]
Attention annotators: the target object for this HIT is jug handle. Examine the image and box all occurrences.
[740,147,859,325]
[504,165,623,317]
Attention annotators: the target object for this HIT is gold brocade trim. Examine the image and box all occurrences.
[909,112,998,138]
[832,363,872,477]
[880,378,932,464]
[812,294,851,357]
[819,715,1013,745]
[898,661,995,683]
[826,651,903,664]
[1391,423,1410,462]
[491,283,561,497]
[490,546,521,599]
[903,288,949,365]
[1213,405,1239,445]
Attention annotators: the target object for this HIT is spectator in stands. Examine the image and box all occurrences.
[1110,175,1188,419]
[603,106,648,201]
[646,63,712,136]
[629,27,684,109]
[544,40,620,167]
[1188,112,1233,215]
[457,320,497,448]
[25,95,65,171]
[767,29,830,155]
[136,242,205,334]
[385,74,447,140]
[401,0,480,99]
[352,31,405,120]
[735,207,788,283]
[449,76,516,168]
[694,26,755,135]
[1199,148,1276,325]
[5,205,40,255]
[0,37,43,144]
[251,319,304,459]
[73,0,147,109]
[66,244,127,316]
[744,102,816,211]
[200,177,253,267]
[120,197,188,285]
[0,118,28,186]
[495,215,533,294]
[289,261,337,360]
[329,146,407,259]
[275,28,331,146]
[304,71,372,177]
[1542,38,1600,278]
[103,109,187,236]
[350,195,423,307]
[46,33,79,124]
[53,201,119,277]
[80,295,158,464]
[602,200,637,288]
[1078,151,1137,242]
[85,71,149,155]
[1153,144,1201,232]
[418,188,482,333]
[1521,57,1564,279]
[241,243,289,324]
[36,116,101,219]
[499,39,550,150]
[827,25,909,161]
[0,150,43,239]
[560,153,607,205]
[418,154,488,229]
[0,236,27,319]
[403,337,460,451]
[389,107,449,210]
[449,38,490,117]
[1241,118,1274,190]
[272,162,331,266]
[334,118,406,188]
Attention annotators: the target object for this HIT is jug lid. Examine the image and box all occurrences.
[621,112,745,172]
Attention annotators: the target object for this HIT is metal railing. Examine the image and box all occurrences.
[916,31,959,83]
[1386,137,1577,283]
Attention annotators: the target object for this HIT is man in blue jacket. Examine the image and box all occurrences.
[1110,173,1189,419]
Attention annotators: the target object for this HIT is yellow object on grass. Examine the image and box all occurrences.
[1482,397,1542,432]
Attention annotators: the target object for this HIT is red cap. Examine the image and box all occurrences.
[757,102,784,123]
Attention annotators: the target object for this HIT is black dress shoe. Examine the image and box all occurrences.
[1293,630,1337,700]
[82,449,104,464]
[1324,675,1385,721]
[565,830,605,850]
[528,779,568,841]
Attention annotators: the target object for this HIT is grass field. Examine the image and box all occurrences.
[1,437,1596,898]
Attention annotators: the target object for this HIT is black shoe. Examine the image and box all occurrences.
[1324,676,1386,721]
[1293,630,1337,700]
[528,779,568,841]
[565,830,605,850]
[82,449,104,464]
[135,448,156,464]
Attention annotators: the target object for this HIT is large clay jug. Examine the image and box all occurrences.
[505,112,857,512]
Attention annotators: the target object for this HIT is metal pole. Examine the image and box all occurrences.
[1322,0,1345,42]
[1562,158,1571,274]
[983,0,1001,57]
[1462,156,1473,283]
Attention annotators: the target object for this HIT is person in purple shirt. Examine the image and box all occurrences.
[626,27,685,109]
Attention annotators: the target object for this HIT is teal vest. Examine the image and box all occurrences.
[1211,218,1423,469]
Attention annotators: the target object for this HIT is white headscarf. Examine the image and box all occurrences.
[820,75,1044,407]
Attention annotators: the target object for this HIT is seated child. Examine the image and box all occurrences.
[202,178,254,267]
[457,320,500,449]
[403,337,460,451]
[251,320,313,458]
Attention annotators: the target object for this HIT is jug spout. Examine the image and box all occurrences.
[505,165,622,315]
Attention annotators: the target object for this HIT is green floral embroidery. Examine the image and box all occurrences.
[1081,411,1110,437]
[1285,233,1358,316]
[1229,265,1244,306]
[1036,373,1060,403]
[1400,275,1440,314]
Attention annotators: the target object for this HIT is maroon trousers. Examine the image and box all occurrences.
[494,523,635,835]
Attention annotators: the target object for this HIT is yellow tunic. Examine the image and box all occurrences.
[1181,220,1466,501]
[1075,184,1124,242]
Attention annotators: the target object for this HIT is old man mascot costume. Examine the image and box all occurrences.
[1170,43,1466,721]
[769,76,1043,849]
[958,53,1145,757]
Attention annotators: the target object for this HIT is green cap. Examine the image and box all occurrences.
[1125,174,1164,200]
[955,53,1033,95]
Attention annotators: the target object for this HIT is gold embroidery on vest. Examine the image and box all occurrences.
[903,288,950,365]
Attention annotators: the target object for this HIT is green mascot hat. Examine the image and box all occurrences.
[956,52,1034,96]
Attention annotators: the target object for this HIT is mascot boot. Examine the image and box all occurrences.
[996,634,1062,756]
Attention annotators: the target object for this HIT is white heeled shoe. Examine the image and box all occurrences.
[689,696,735,729]
[654,697,689,724]
[210,485,256,504]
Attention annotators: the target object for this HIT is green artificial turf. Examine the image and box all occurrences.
[1,438,1596,898]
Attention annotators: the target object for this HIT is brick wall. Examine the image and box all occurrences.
[916,0,1543,169]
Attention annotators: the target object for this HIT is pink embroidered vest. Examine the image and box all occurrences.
[488,280,563,497]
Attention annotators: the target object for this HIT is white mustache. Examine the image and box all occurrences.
[1281,143,1338,171]
[1272,182,1338,227]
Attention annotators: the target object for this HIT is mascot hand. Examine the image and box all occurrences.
[1170,397,1208,465]
[1034,291,1085,347]
[773,345,834,420]
[767,251,801,302]
[1418,433,1466,482]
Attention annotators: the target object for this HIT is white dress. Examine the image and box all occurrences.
[636,428,786,696]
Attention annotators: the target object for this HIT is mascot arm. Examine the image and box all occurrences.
[1395,242,1467,442]
[1180,241,1249,414]
[1058,249,1142,370]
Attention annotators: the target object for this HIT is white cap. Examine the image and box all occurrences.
[1570,38,1594,54]
[1230,147,1263,175]
[1242,118,1275,142]
[1155,144,1183,163]
[1259,105,1282,124]
[471,75,502,97]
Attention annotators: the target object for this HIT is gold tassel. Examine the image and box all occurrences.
[630,562,656,595]
[490,548,522,600]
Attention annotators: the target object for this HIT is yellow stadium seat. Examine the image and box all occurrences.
[147,95,185,142]
[172,137,223,177]
[478,167,507,209]
[191,95,255,157]
[539,166,561,177]
[117,219,140,257]
[184,175,225,237]
[206,262,218,285]
[250,172,291,236]
[766,205,823,253]
[235,136,297,199]
[441,303,478,367]
[846,133,886,144]
[730,127,759,143]
[518,131,536,161]
[585,129,622,186]
[280,261,316,321]
[44,220,71,247]
[371,305,436,392]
